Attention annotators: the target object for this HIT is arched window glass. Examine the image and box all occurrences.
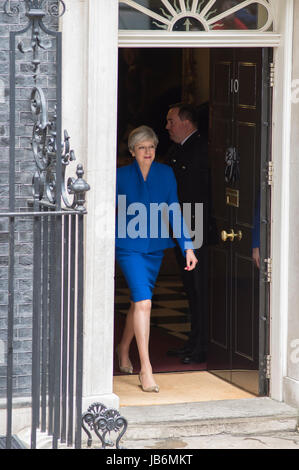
[118,0,273,32]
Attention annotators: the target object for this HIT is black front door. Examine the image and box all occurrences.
[208,48,272,396]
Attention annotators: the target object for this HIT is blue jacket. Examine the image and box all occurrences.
[116,160,193,254]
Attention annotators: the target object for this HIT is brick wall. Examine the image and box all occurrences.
[0,0,58,398]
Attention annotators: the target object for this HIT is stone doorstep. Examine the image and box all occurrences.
[121,416,298,442]
[15,398,299,449]
[120,398,299,442]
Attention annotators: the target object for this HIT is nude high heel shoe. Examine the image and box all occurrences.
[139,373,159,393]
[116,345,133,374]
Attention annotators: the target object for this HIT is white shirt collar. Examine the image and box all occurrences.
[180,129,198,146]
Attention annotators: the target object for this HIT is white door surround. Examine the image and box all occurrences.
[60,0,294,410]
[118,0,295,404]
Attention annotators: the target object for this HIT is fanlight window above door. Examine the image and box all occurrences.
[119,0,273,32]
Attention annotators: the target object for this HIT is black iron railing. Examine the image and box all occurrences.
[3,0,90,449]
[3,205,86,449]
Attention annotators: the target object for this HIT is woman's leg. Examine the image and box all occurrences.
[133,299,157,389]
[118,299,157,388]
[118,302,134,369]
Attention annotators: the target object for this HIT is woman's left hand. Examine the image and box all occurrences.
[184,249,198,271]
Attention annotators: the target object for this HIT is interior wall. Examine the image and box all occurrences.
[117,48,183,165]
[193,49,210,105]
[117,48,210,165]
[116,47,210,278]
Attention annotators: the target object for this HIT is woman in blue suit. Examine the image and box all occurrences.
[116,125,198,393]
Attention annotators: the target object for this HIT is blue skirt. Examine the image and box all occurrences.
[116,248,164,302]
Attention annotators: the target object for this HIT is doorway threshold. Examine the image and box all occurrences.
[114,371,255,408]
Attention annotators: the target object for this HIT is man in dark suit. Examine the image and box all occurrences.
[165,103,210,364]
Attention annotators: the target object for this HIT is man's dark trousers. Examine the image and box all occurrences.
[167,130,210,362]
[174,245,208,360]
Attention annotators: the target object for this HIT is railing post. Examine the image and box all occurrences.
[75,214,84,449]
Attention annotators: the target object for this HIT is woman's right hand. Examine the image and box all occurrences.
[185,249,198,271]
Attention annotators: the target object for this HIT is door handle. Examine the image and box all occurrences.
[221,229,242,242]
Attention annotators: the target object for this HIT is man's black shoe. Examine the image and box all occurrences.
[182,352,207,364]
[167,346,192,357]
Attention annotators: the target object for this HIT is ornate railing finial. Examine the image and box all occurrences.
[4,0,66,18]
[8,0,90,213]
[30,89,90,212]
[4,0,20,16]
[68,165,91,214]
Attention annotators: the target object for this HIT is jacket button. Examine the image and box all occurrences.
[181,165,186,170]
[172,159,177,164]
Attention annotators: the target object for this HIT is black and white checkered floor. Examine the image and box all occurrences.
[115,276,191,343]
